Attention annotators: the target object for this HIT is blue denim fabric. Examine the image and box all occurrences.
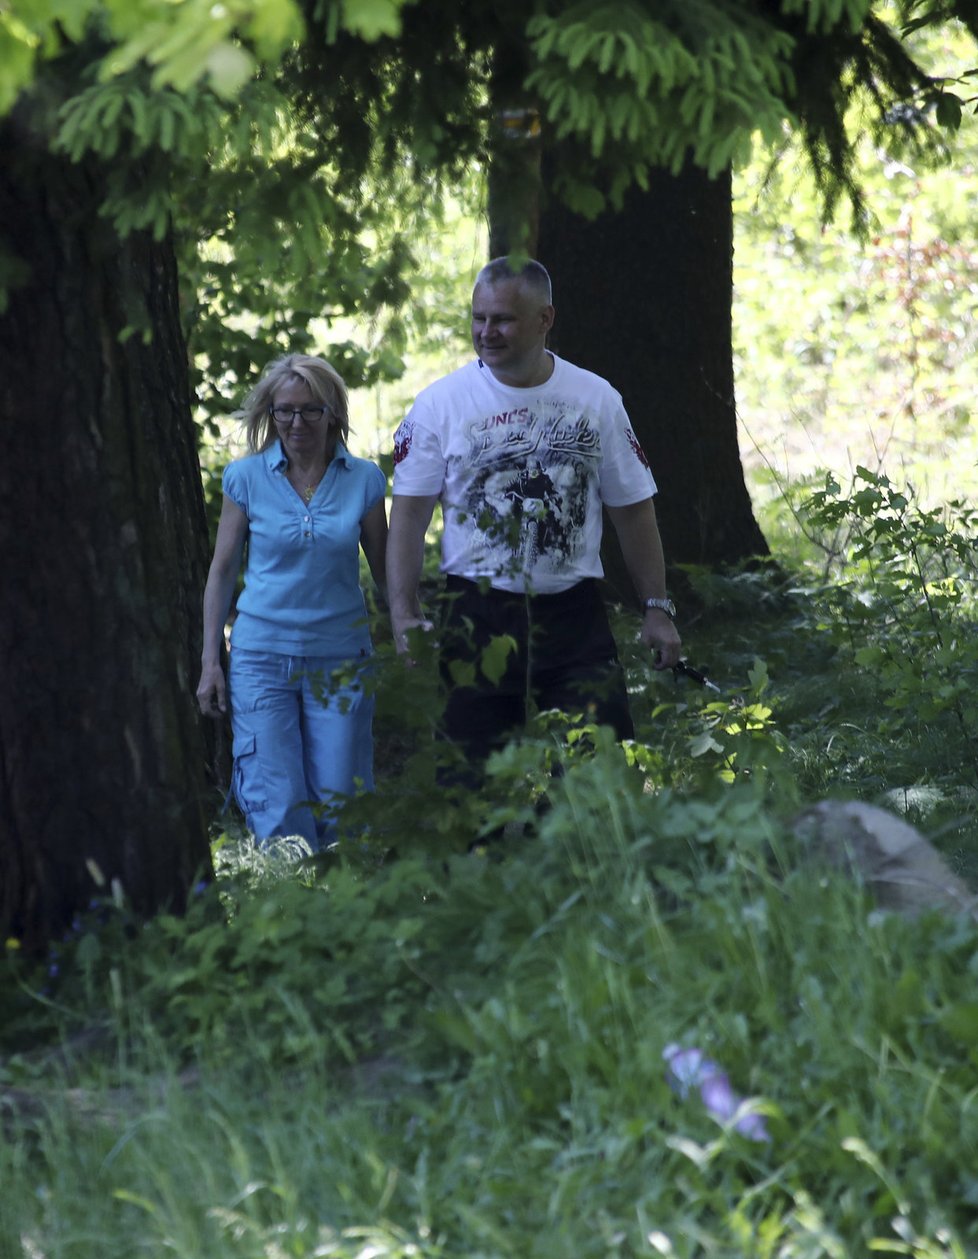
[228,647,375,851]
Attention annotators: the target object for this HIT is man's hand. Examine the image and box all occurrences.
[392,613,435,658]
[642,608,682,671]
[387,493,438,660]
[604,498,682,670]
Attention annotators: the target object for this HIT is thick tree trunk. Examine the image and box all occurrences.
[537,160,769,598]
[486,37,541,259]
[0,107,214,950]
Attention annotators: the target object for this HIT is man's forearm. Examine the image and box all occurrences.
[387,494,438,633]
[606,497,682,668]
[606,498,669,602]
[387,532,425,620]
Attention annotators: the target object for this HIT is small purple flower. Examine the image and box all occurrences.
[664,1043,770,1143]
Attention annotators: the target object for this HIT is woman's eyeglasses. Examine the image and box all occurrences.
[270,406,331,425]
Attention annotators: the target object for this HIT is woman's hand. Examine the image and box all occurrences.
[196,662,228,718]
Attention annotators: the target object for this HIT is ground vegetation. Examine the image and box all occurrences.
[3,475,978,1252]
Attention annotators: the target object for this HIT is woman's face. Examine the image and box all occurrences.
[270,377,333,464]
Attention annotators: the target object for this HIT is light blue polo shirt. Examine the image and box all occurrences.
[223,439,387,657]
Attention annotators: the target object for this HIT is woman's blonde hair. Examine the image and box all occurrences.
[237,353,350,454]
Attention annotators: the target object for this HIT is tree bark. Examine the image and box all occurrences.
[0,105,214,951]
[486,33,542,260]
[537,159,769,599]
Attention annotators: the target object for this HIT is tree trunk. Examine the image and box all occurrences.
[486,36,542,259]
[537,159,769,599]
[0,106,214,951]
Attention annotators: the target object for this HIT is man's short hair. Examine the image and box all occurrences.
[476,256,553,305]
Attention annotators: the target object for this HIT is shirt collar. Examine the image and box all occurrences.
[265,438,351,471]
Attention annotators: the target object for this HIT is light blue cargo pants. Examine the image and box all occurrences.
[228,647,375,851]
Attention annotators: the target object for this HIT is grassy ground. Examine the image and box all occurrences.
[3,488,978,1257]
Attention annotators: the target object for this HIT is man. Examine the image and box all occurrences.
[387,257,681,770]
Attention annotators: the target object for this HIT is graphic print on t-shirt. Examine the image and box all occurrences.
[450,399,601,586]
[392,419,413,467]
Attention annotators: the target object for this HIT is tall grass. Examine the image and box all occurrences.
[9,362,978,1257]
[3,671,978,1257]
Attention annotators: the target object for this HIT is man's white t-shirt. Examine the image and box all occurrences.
[392,354,657,594]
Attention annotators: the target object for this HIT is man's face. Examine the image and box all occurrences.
[471,278,554,386]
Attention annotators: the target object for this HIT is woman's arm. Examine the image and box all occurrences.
[196,496,248,717]
[360,496,389,606]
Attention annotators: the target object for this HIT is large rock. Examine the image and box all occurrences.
[791,800,976,918]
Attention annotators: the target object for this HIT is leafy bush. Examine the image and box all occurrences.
[803,468,978,763]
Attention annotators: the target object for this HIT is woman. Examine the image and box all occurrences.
[196,353,388,850]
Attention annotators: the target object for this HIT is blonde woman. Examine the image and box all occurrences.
[197,354,387,850]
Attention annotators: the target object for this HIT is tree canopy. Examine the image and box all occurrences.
[5,0,975,360]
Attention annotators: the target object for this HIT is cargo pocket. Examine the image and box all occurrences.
[231,727,269,817]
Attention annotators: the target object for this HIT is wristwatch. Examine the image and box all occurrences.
[644,597,676,618]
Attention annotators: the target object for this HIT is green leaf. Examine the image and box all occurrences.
[935,92,963,131]
[689,731,723,756]
[560,182,606,218]
[205,42,255,99]
[340,0,405,41]
[747,657,769,692]
[939,1001,978,1045]
[0,16,39,116]
[480,634,517,687]
[889,969,925,1022]
[246,0,306,55]
[449,659,476,688]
